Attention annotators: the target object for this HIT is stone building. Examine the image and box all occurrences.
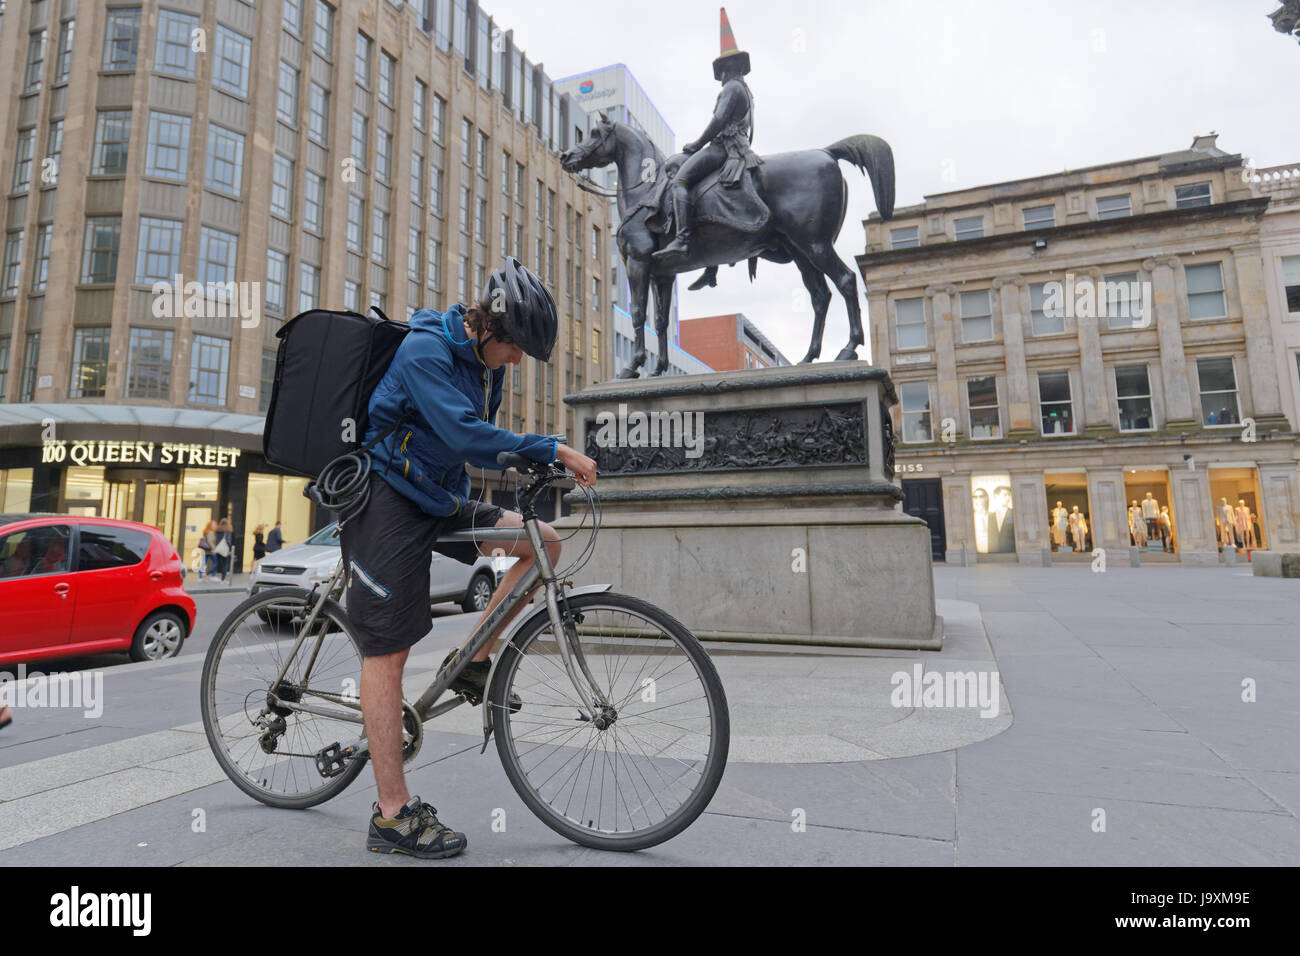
[678,312,791,372]
[0,0,612,567]
[858,135,1300,566]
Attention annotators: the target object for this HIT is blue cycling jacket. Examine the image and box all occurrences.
[366,303,558,517]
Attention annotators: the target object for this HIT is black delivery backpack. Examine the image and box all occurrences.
[262,307,411,478]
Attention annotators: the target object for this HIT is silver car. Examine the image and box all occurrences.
[249,522,509,623]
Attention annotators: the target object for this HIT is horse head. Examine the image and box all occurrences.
[560,112,618,173]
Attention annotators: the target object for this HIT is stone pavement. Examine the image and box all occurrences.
[0,564,1297,865]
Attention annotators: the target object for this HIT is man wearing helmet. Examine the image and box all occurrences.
[342,257,597,859]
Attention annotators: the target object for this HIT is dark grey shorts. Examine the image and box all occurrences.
[339,472,504,657]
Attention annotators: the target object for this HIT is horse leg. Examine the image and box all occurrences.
[616,255,652,379]
[790,251,832,364]
[804,242,865,362]
[651,274,674,375]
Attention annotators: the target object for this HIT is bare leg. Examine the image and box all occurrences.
[361,647,411,818]
[466,510,560,661]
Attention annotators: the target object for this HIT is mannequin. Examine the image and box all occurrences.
[1235,500,1252,550]
[1142,492,1159,539]
[1218,497,1236,548]
[1159,506,1174,553]
[1128,500,1147,546]
[1051,500,1068,550]
[1247,512,1261,550]
[1068,505,1087,551]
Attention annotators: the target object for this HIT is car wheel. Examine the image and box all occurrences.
[461,570,495,613]
[129,610,188,662]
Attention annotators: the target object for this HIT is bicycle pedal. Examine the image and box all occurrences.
[314,741,351,778]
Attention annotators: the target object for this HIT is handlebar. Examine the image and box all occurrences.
[496,451,577,491]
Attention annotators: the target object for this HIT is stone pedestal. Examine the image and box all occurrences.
[556,362,943,650]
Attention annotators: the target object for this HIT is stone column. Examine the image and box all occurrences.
[942,473,975,565]
[1087,468,1130,552]
[1232,249,1287,426]
[992,274,1033,435]
[1258,461,1300,550]
[927,284,960,433]
[1169,464,1218,565]
[1145,256,1196,425]
[1075,267,1114,436]
[1012,470,1049,563]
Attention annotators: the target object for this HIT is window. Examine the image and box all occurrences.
[1097,194,1131,219]
[136,217,182,283]
[592,226,600,261]
[1283,256,1300,313]
[308,83,330,145]
[0,524,72,578]
[502,151,511,196]
[346,195,364,252]
[379,52,395,106]
[283,0,303,34]
[890,226,919,249]
[78,526,152,571]
[966,377,1000,439]
[372,208,388,263]
[427,236,442,290]
[277,62,299,123]
[429,166,444,215]
[1174,182,1211,208]
[155,10,199,77]
[408,227,421,280]
[477,131,489,177]
[31,224,52,292]
[266,250,288,313]
[2,232,22,297]
[2,336,14,397]
[500,214,510,257]
[592,328,600,364]
[103,9,141,70]
[890,297,925,350]
[205,125,246,194]
[44,120,63,186]
[1029,282,1064,335]
[343,279,360,311]
[1197,357,1241,426]
[350,111,368,168]
[92,110,132,175]
[127,328,174,399]
[413,80,427,130]
[82,218,121,284]
[593,277,600,309]
[70,329,111,398]
[297,262,319,312]
[355,32,372,88]
[146,112,190,179]
[20,333,41,401]
[198,227,238,291]
[461,119,473,166]
[959,290,993,342]
[457,255,468,300]
[954,216,984,240]
[410,151,424,203]
[54,19,74,84]
[459,186,470,234]
[313,1,335,58]
[303,172,325,233]
[514,162,525,205]
[24,29,47,92]
[475,197,487,242]
[261,349,276,412]
[1185,262,1226,319]
[1115,365,1153,431]
[431,95,446,143]
[270,155,294,219]
[214,27,251,97]
[1023,205,1055,230]
[1102,272,1143,329]
[376,130,392,182]
[189,334,230,405]
[899,382,932,442]
[12,129,34,192]
[1037,371,1075,435]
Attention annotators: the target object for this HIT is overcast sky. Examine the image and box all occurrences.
[485,0,1298,365]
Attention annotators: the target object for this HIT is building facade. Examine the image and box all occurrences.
[553,63,681,344]
[611,304,711,379]
[859,135,1300,565]
[0,0,613,569]
[679,312,792,372]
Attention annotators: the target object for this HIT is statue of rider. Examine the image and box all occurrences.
[654,8,762,272]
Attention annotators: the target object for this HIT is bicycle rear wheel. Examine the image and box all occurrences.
[490,592,729,851]
[200,587,368,809]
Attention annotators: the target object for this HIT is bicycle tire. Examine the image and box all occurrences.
[200,586,369,810]
[489,591,729,851]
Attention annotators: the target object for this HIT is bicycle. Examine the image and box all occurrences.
[199,451,730,851]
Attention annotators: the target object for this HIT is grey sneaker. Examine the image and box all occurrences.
[366,796,466,859]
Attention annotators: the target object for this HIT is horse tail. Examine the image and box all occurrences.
[825,134,895,221]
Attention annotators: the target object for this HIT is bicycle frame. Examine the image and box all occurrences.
[262,466,611,762]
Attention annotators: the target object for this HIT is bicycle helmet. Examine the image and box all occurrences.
[482,257,557,362]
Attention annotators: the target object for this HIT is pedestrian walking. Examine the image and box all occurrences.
[199,520,218,578]
[253,524,268,563]
[215,517,235,583]
[267,521,283,553]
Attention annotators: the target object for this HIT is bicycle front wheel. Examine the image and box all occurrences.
[490,592,729,851]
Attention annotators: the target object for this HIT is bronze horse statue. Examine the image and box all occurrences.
[560,114,895,377]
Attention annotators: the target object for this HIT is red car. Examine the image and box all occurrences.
[0,514,196,665]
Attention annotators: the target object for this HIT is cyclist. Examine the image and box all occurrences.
[341,257,597,859]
